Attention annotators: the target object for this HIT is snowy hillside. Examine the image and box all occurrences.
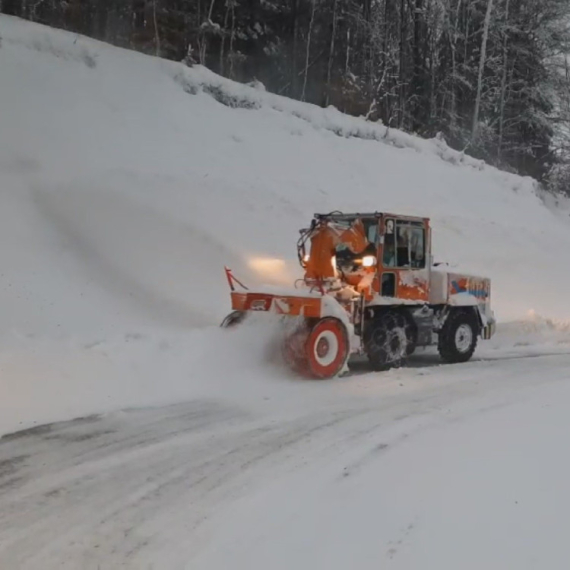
[5,14,570,570]
[1,13,570,430]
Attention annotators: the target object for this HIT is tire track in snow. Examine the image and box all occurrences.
[3,354,570,568]
[0,401,386,568]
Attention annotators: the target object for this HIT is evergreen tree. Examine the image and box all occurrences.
[3,0,570,186]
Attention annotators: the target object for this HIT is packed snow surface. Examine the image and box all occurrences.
[2,14,570,569]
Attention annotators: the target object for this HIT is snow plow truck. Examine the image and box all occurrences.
[222,212,496,379]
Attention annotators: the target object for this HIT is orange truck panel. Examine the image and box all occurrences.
[397,271,430,302]
[231,291,323,318]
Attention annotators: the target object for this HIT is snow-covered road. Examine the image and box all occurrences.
[2,352,570,569]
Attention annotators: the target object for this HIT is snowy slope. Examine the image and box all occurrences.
[4,14,570,570]
[1,13,570,431]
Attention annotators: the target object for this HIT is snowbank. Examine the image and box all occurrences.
[1,14,570,433]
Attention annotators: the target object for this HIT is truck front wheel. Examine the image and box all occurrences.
[364,311,410,371]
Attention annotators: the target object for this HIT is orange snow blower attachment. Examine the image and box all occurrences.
[225,266,322,319]
[223,265,351,379]
[221,215,376,379]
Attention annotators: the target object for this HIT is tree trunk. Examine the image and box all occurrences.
[325,0,338,106]
[291,0,299,97]
[153,0,161,57]
[207,0,216,20]
[228,0,236,78]
[345,28,351,75]
[302,0,317,101]
[411,0,423,131]
[220,2,230,76]
[362,0,372,94]
[448,0,462,131]
[398,0,406,128]
[472,0,494,140]
[498,0,510,160]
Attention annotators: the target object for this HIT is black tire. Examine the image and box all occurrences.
[220,310,246,328]
[364,311,410,372]
[404,314,418,357]
[438,310,479,364]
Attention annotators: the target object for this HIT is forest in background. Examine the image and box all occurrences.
[2,0,570,191]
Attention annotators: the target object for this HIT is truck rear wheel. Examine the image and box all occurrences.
[364,311,409,372]
[438,310,479,363]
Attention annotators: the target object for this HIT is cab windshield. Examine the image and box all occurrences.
[333,217,378,269]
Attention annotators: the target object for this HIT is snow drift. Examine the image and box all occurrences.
[1,14,570,433]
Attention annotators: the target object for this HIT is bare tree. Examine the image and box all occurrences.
[497,0,510,159]
[472,0,494,140]
[153,0,161,57]
[325,0,338,106]
[398,0,407,127]
[447,0,463,131]
[302,0,317,101]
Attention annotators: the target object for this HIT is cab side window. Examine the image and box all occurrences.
[383,219,396,267]
[384,220,426,269]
